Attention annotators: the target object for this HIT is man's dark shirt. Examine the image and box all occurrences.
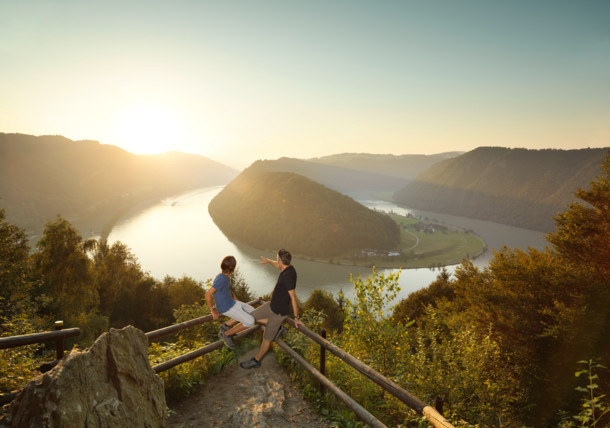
[270,265,297,316]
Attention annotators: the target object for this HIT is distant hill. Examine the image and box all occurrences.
[208,162,400,257]
[243,152,461,193]
[393,147,609,232]
[308,152,463,180]
[0,133,238,237]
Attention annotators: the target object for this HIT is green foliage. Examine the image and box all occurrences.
[548,152,610,284]
[304,289,345,332]
[32,216,97,326]
[229,269,254,302]
[209,167,400,257]
[0,313,52,393]
[92,240,143,317]
[341,268,408,377]
[392,268,454,325]
[559,359,610,427]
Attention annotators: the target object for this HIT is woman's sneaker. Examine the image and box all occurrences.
[218,331,235,349]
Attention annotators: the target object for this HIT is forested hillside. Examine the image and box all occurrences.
[308,151,462,180]
[393,147,608,231]
[0,133,237,236]
[208,162,400,257]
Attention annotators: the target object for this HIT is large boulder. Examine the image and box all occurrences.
[0,325,166,428]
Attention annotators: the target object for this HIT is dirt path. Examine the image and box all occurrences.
[167,349,329,428]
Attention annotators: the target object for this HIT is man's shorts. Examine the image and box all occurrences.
[222,301,256,327]
[251,302,287,341]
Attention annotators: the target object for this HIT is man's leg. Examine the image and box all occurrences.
[255,338,272,361]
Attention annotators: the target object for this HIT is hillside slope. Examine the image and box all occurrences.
[393,147,609,231]
[208,162,400,257]
[309,152,462,180]
[251,157,409,192]
[0,133,237,236]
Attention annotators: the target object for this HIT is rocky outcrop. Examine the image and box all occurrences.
[0,325,166,428]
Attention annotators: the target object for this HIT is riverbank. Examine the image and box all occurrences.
[262,213,487,270]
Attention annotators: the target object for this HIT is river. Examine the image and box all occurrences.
[107,186,547,305]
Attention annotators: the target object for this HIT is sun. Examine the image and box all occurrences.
[115,106,184,154]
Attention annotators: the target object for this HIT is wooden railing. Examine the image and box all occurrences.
[1,300,454,427]
[277,318,454,428]
[0,321,80,360]
[144,298,453,428]
[0,321,80,405]
[146,297,264,373]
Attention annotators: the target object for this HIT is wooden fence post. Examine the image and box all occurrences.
[434,396,444,415]
[319,329,326,395]
[54,320,64,360]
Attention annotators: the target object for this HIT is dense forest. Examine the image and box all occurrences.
[0,133,237,237]
[208,163,400,257]
[1,154,609,427]
[394,147,608,232]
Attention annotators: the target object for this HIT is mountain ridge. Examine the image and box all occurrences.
[0,132,238,236]
[393,146,609,232]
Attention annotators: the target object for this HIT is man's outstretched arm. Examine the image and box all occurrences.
[261,256,280,269]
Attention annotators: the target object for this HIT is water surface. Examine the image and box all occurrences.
[108,187,547,304]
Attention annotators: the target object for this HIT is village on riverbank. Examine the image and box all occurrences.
[297,211,487,269]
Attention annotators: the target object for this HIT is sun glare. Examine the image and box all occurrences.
[116,106,184,155]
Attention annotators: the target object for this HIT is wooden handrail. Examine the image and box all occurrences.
[146,297,264,343]
[152,325,261,373]
[0,328,80,350]
[275,337,388,428]
[284,319,455,428]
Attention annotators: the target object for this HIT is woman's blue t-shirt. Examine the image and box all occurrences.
[213,273,235,313]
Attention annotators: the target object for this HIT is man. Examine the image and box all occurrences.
[222,249,304,368]
[205,255,256,349]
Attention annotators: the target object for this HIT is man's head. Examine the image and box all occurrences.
[221,255,236,274]
[277,249,291,266]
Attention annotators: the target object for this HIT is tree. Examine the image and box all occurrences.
[304,289,345,331]
[0,209,33,321]
[32,216,98,326]
[547,151,610,284]
[392,268,453,326]
[92,240,143,317]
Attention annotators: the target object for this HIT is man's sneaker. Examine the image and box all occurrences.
[274,325,288,341]
[219,323,231,333]
[240,357,261,369]
[218,331,235,349]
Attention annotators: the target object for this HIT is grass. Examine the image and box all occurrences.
[311,213,487,269]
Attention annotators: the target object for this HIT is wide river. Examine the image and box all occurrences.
[107,186,547,305]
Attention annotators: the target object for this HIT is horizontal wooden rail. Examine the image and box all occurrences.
[285,320,454,428]
[0,328,80,350]
[275,338,387,428]
[146,297,264,343]
[152,325,262,373]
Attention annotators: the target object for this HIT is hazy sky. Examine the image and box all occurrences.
[1,0,609,167]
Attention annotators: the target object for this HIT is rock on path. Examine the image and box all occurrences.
[167,349,329,428]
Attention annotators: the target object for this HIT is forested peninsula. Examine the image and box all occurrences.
[208,163,400,257]
[394,147,609,232]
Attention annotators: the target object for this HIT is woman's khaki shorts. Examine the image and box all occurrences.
[251,302,287,341]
